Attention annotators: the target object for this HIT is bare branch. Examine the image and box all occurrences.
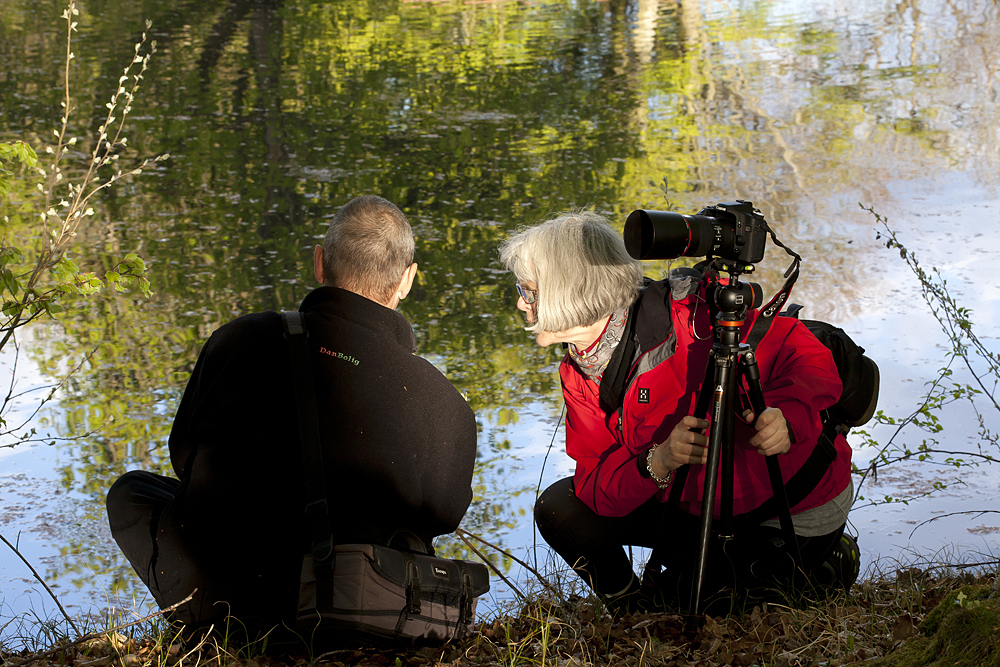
[0,531,80,636]
[455,531,525,602]
[0,591,195,667]
[456,527,562,601]
[908,510,1000,539]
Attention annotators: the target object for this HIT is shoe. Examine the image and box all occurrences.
[819,532,861,592]
[599,575,642,616]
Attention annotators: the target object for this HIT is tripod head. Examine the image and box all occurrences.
[705,258,764,344]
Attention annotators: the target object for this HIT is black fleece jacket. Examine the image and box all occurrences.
[163,286,477,624]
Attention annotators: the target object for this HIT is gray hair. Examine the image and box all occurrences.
[322,195,415,303]
[498,210,644,333]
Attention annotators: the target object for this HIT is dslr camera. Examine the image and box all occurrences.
[624,200,769,264]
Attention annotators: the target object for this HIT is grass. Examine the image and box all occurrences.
[2,557,999,667]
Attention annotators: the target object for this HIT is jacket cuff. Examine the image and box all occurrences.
[637,448,653,478]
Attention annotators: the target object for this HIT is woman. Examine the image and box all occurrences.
[499,210,856,614]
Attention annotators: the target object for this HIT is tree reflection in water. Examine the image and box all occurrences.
[1,0,998,618]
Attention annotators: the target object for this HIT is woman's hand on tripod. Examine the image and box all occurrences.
[652,416,709,475]
[741,407,791,456]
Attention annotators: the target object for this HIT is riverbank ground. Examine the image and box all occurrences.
[2,564,998,667]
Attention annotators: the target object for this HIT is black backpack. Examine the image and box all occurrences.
[780,303,881,436]
[734,302,881,525]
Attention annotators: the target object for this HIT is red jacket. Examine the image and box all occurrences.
[561,277,852,520]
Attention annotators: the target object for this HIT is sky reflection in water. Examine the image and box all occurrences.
[0,0,999,633]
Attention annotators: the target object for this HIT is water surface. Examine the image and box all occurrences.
[1,0,999,639]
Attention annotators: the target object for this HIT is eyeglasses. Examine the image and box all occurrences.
[515,282,537,305]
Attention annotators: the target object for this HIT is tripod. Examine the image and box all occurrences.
[652,259,800,618]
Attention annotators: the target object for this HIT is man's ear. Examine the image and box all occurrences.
[313,244,325,284]
[396,263,418,301]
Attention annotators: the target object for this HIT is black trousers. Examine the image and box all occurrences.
[106,470,219,625]
[535,477,845,612]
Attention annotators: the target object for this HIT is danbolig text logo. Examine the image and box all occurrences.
[320,347,360,366]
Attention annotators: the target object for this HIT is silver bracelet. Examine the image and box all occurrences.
[646,447,674,489]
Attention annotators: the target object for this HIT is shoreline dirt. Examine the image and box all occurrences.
[3,570,998,667]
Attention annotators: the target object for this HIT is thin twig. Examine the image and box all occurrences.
[534,402,565,570]
[853,357,958,501]
[908,510,1000,539]
[456,528,561,600]
[0,591,195,667]
[0,347,100,448]
[455,531,526,602]
[0,531,80,636]
[932,560,1000,571]
[2,335,21,410]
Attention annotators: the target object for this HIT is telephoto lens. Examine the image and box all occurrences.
[623,209,717,260]
[624,200,768,264]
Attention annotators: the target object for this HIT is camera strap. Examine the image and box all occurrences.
[744,255,800,350]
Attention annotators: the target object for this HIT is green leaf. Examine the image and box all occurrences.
[1,268,21,298]
[53,257,82,282]
[16,142,38,168]
[73,272,104,296]
[1,247,23,265]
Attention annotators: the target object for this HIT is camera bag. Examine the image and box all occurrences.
[295,541,489,645]
[282,311,489,646]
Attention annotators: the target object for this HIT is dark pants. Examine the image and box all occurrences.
[106,471,219,625]
[535,477,845,612]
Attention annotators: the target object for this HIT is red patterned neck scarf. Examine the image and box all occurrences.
[568,307,629,384]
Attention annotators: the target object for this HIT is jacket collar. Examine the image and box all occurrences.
[299,286,417,353]
[593,277,676,415]
[633,277,675,351]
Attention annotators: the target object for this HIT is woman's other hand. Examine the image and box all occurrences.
[741,407,791,456]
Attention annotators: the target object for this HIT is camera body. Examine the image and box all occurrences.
[623,199,769,264]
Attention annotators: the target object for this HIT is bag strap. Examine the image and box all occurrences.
[385,529,433,555]
[598,296,643,417]
[736,426,838,529]
[459,568,473,630]
[282,311,335,611]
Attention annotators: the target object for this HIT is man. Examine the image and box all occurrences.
[107,195,478,633]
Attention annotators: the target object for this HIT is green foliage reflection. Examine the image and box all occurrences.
[1,0,993,593]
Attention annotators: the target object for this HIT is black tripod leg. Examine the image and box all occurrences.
[688,350,737,616]
[671,349,715,498]
[741,350,803,569]
[720,355,739,532]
